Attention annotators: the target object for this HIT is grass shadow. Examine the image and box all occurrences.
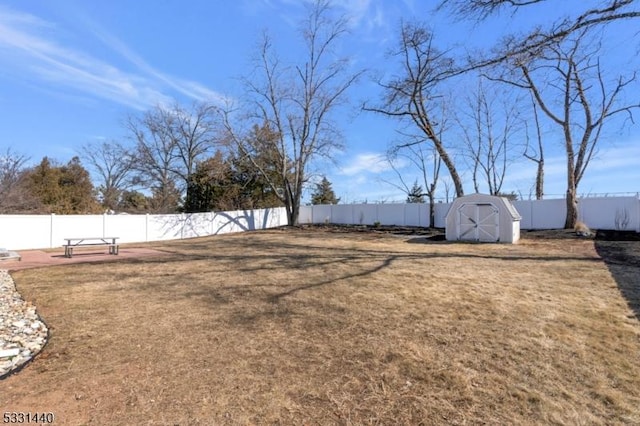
[594,232,640,321]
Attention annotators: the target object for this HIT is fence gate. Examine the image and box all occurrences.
[457,202,500,242]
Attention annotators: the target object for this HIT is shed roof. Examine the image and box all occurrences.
[447,193,522,221]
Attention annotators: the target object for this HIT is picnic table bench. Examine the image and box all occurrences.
[63,237,119,258]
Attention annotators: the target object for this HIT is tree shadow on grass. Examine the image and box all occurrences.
[50,232,612,333]
[594,236,640,321]
[89,236,602,310]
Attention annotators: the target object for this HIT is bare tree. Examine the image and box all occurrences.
[439,0,640,71]
[442,176,454,203]
[222,0,361,225]
[127,106,181,213]
[0,148,37,213]
[170,102,220,188]
[166,101,221,211]
[457,80,521,195]
[385,141,442,227]
[365,22,464,197]
[439,0,546,19]
[78,140,137,211]
[438,0,639,207]
[523,97,545,199]
[490,30,639,228]
[127,101,219,212]
[441,0,638,22]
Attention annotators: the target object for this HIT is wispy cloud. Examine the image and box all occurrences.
[587,143,640,172]
[340,0,374,25]
[340,152,395,175]
[86,23,230,105]
[251,0,389,31]
[0,5,226,110]
[0,6,164,109]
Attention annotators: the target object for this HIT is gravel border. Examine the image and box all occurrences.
[0,270,49,380]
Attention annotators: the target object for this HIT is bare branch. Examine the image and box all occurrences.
[366,21,465,197]
[498,29,639,227]
[441,0,640,74]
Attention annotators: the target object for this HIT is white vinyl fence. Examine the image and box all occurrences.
[0,207,287,251]
[1,197,638,251]
[298,196,640,232]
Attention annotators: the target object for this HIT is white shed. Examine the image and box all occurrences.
[445,194,522,243]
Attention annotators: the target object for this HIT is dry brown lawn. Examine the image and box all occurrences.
[1,228,640,425]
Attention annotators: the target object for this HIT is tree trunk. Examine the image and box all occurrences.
[290,200,300,226]
[564,141,577,229]
[428,194,436,228]
[564,188,578,229]
[535,158,544,200]
[284,191,295,226]
[286,206,295,226]
[438,150,464,198]
[283,179,302,226]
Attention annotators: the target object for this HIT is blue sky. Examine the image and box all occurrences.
[1,0,638,204]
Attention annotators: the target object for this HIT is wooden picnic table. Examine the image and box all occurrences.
[63,237,119,258]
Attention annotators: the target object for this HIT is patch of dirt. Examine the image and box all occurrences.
[521,228,587,240]
[595,229,640,242]
[523,228,640,242]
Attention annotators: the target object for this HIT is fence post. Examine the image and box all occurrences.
[637,196,640,232]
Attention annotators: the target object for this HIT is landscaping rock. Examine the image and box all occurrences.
[0,270,48,378]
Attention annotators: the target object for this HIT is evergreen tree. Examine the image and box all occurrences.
[26,156,100,214]
[184,152,230,213]
[406,180,425,203]
[184,149,284,213]
[118,190,151,213]
[231,149,283,209]
[311,177,340,205]
[60,157,100,213]
[148,180,182,214]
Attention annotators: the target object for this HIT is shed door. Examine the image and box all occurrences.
[457,203,499,242]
